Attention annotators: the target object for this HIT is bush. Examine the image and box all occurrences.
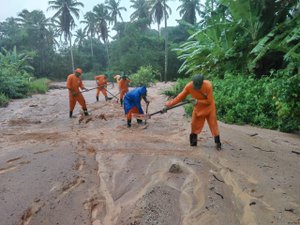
[0,68,31,99]
[129,65,158,87]
[213,73,300,132]
[0,93,9,107]
[163,78,190,97]
[28,78,50,94]
[82,71,98,81]
[164,73,300,132]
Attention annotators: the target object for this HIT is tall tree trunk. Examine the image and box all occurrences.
[105,41,109,69]
[90,35,94,57]
[69,34,75,71]
[158,23,160,37]
[164,0,168,82]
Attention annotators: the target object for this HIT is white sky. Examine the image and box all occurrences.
[0,0,182,29]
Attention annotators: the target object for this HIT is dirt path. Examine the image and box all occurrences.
[0,81,299,225]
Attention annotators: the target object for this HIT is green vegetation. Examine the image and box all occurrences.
[0,0,298,132]
[0,93,9,107]
[169,0,300,133]
[28,78,50,94]
[129,65,159,87]
[0,48,50,107]
[213,74,300,132]
[165,74,300,132]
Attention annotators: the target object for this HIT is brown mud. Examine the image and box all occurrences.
[0,81,299,225]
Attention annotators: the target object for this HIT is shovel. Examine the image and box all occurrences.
[103,87,119,101]
[132,99,194,120]
[80,87,99,93]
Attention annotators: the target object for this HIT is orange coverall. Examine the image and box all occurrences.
[66,74,87,112]
[95,75,108,97]
[113,75,121,84]
[165,80,219,137]
[118,78,130,100]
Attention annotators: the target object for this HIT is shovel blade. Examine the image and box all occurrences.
[131,113,150,120]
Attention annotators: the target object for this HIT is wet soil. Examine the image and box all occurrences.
[0,81,299,225]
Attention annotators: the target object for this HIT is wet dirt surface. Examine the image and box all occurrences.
[0,81,299,225]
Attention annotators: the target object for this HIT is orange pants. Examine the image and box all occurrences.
[120,90,128,100]
[191,110,219,136]
[126,107,139,120]
[96,88,107,97]
[69,92,87,112]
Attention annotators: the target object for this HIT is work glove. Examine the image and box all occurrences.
[72,91,77,97]
[191,99,198,106]
[162,107,168,113]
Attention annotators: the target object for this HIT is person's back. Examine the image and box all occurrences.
[124,86,148,127]
[119,78,130,91]
[95,75,107,87]
[119,75,130,106]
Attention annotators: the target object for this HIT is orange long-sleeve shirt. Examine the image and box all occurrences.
[66,74,84,93]
[166,80,216,117]
[95,75,108,87]
[118,78,130,92]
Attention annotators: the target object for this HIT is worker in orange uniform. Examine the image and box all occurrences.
[164,74,221,150]
[95,74,112,101]
[113,74,121,84]
[118,74,130,106]
[66,68,89,118]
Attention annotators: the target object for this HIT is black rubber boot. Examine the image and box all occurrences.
[84,110,89,116]
[120,99,123,106]
[137,119,143,124]
[214,135,222,150]
[190,133,198,146]
[69,111,73,118]
[127,119,131,128]
[96,96,99,102]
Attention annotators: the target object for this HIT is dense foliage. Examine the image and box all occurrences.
[170,0,300,132]
[0,48,49,106]
[164,74,300,132]
[129,65,159,87]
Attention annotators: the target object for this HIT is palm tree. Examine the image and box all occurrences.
[47,0,84,71]
[74,28,86,48]
[105,0,127,26]
[149,0,171,82]
[93,4,111,44]
[81,11,96,56]
[93,4,111,67]
[130,0,151,24]
[177,0,201,25]
[16,9,32,26]
[149,0,171,35]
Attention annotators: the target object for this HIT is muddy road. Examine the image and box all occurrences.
[0,81,299,225]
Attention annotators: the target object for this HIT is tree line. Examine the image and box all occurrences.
[0,0,201,80]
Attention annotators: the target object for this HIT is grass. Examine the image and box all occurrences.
[0,93,9,107]
[28,78,50,94]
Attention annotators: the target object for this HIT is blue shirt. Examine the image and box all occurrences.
[124,86,147,114]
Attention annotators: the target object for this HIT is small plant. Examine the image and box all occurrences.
[163,78,190,98]
[28,78,50,94]
[0,93,9,107]
[129,65,158,87]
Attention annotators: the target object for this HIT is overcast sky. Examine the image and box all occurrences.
[0,0,182,28]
